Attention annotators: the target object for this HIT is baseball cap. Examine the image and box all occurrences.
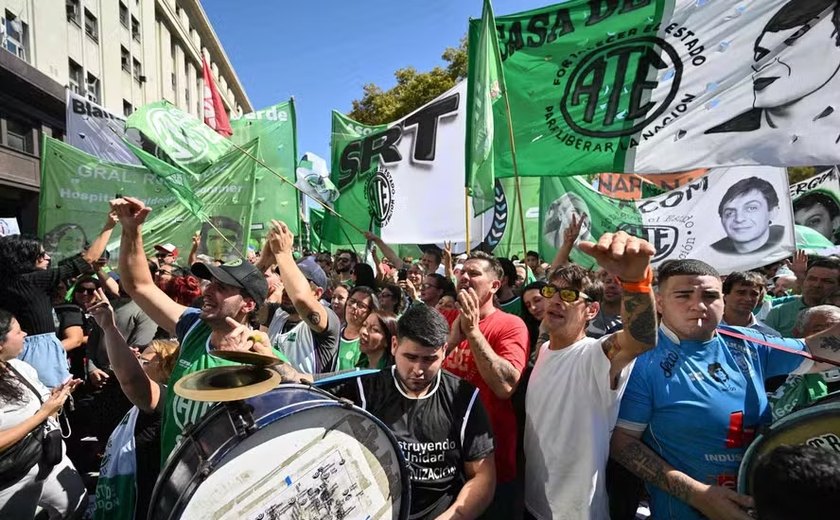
[297,257,328,290]
[154,243,179,257]
[773,266,795,280]
[191,259,268,304]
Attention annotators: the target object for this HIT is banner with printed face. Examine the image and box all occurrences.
[539,166,795,274]
[38,137,256,263]
[790,167,840,244]
[324,81,501,250]
[65,89,140,165]
[230,100,301,240]
[478,0,840,180]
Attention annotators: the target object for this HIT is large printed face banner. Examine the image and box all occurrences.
[486,0,840,177]
[326,82,503,251]
[540,166,795,274]
[66,90,140,165]
[790,167,840,244]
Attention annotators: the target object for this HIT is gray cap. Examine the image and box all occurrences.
[298,257,328,290]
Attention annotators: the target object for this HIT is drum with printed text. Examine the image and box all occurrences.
[149,384,410,520]
[738,391,840,494]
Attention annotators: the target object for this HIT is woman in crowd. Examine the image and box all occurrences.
[521,281,549,356]
[0,309,85,519]
[356,311,397,370]
[336,286,378,370]
[377,283,403,317]
[352,263,378,290]
[330,283,350,328]
[0,214,115,388]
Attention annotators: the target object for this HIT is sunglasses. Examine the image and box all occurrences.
[77,287,97,295]
[540,285,590,303]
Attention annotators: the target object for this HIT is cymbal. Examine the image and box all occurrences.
[174,365,281,402]
[209,349,282,367]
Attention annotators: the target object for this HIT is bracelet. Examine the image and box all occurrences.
[617,266,653,293]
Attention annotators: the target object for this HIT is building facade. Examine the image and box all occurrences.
[0,0,251,233]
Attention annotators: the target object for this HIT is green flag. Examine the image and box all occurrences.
[124,140,208,220]
[230,100,301,239]
[466,0,508,215]
[125,101,232,176]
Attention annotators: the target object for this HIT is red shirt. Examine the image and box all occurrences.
[442,309,529,483]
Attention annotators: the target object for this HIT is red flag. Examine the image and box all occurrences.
[202,56,232,137]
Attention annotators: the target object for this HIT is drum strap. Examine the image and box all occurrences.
[717,328,840,367]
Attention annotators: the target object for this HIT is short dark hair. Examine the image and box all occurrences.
[807,256,840,275]
[718,177,779,217]
[657,259,720,288]
[550,264,604,303]
[723,271,767,295]
[498,258,518,288]
[379,283,403,314]
[759,0,840,49]
[426,273,453,293]
[526,250,540,260]
[753,444,840,520]
[467,251,504,280]
[422,249,442,266]
[397,304,449,348]
[335,249,357,263]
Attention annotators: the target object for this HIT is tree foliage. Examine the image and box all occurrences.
[348,38,467,125]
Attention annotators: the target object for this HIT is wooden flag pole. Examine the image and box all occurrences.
[502,93,528,254]
[465,188,471,254]
[228,141,366,236]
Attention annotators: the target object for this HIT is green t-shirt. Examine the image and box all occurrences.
[337,334,361,370]
[161,309,288,464]
[499,296,523,317]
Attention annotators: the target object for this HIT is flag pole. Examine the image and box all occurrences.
[465,188,471,254]
[502,94,528,254]
[227,141,367,235]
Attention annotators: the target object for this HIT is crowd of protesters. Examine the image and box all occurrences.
[1,196,840,520]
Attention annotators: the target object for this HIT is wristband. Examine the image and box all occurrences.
[617,266,653,293]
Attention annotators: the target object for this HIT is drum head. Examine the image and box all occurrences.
[153,385,409,520]
[738,400,840,494]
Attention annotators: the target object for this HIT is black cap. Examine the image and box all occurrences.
[191,259,268,305]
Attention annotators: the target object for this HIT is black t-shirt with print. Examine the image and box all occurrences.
[326,368,494,520]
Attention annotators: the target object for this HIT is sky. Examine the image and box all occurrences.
[202,0,551,164]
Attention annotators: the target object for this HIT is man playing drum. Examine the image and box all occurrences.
[110,197,289,462]
[610,259,840,520]
[325,304,496,520]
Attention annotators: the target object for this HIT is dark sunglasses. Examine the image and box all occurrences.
[77,287,97,295]
[540,285,590,303]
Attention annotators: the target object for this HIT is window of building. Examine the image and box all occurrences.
[185,87,190,109]
[86,72,100,103]
[5,117,35,154]
[68,59,83,94]
[66,0,81,26]
[84,9,97,42]
[171,72,176,90]
[119,2,128,28]
[121,46,130,72]
[2,11,29,62]
[123,100,133,117]
[131,16,140,42]
[132,58,142,82]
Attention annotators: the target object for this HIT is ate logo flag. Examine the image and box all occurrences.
[481,0,840,178]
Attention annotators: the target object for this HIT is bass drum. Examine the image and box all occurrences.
[738,391,840,495]
[149,384,410,520]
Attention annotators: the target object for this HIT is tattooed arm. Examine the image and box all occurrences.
[268,220,329,333]
[610,428,754,520]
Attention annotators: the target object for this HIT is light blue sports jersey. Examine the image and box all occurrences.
[616,325,807,520]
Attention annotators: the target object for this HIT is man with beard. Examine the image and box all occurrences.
[587,268,624,338]
[765,257,840,336]
[258,220,340,374]
[325,304,496,520]
[110,197,288,461]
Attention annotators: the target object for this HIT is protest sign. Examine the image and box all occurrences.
[230,100,301,239]
[38,137,257,262]
[470,0,840,191]
[540,166,795,274]
[325,81,500,251]
[66,89,140,165]
[790,167,840,244]
[598,170,708,200]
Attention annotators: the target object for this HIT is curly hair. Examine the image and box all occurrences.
[0,235,43,281]
[0,309,26,404]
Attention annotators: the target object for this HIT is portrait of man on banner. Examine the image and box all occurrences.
[711,177,785,255]
[705,0,840,142]
[794,190,840,243]
[542,192,593,250]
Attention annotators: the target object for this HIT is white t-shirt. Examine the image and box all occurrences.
[0,359,52,430]
[524,335,635,520]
